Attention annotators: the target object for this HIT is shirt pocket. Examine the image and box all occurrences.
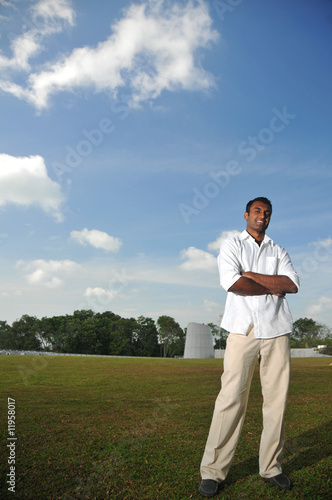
[265,256,278,274]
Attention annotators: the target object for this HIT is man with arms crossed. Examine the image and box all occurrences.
[199,197,299,498]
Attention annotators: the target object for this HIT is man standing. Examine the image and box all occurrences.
[199,197,299,498]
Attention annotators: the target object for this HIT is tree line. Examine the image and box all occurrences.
[0,310,185,358]
[0,311,331,357]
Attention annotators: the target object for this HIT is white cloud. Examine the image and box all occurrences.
[207,230,241,252]
[0,154,64,220]
[31,0,75,25]
[180,231,241,273]
[203,298,220,311]
[180,232,242,273]
[180,246,216,272]
[309,238,332,248]
[70,228,122,252]
[307,296,332,315]
[0,0,218,109]
[17,259,79,288]
[84,287,118,303]
[0,0,75,72]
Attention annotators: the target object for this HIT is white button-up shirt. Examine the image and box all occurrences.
[218,230,300,339]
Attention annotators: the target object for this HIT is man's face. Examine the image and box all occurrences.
[244,201,271,235]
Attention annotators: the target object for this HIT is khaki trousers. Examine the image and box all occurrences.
[200,327,290,482]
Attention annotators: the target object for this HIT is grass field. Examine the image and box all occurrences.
[0,355,331,499]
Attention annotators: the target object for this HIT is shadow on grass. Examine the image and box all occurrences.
[282,420,332,473]
[226,420,332,484]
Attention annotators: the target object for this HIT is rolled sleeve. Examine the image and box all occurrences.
[218,239,242,291]
[278,248,300,291]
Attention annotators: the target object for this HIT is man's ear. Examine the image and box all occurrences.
[244,212,249,220]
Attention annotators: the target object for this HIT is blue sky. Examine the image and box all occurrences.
[0,0,331,330]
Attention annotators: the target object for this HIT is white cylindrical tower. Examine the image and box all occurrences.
[183,322,214,358]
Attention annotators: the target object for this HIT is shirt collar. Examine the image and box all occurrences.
[239,230,273,245]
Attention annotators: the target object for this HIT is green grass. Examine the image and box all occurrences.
[0,356,331,499]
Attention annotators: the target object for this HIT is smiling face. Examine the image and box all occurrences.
[244,201,271,240]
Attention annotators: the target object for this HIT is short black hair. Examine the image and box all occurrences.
[246,197,272,214]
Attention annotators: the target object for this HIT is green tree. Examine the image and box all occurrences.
[37,315,68,351]
[0,321,14,350]
[133,316,159,357]
[11,315,41,351]
[157,315,185,357]
[291,317,331,348]
[208,322,228,349]
[109,316,136,356]
[320,334,332,355]
[93,311,122,355]
[63,310,99,354]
